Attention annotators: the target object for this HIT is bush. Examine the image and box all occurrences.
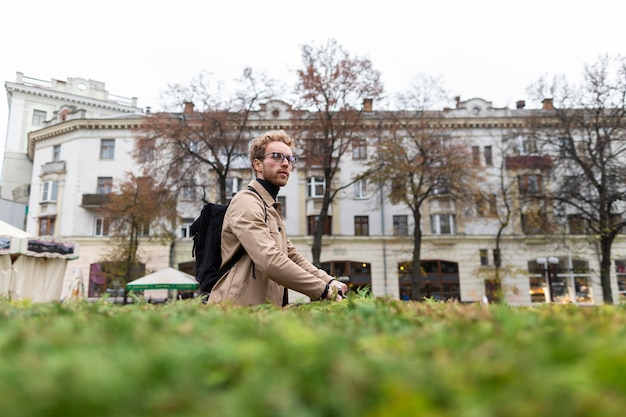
[0,296,625,416]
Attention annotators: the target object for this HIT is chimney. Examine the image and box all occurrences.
[363,98,373,112]
[145,106,151,114]
[183,101,195,115]
[542,98,554,111]
[516,100,525,109]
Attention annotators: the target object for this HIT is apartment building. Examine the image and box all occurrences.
[1,72,141,204]
[22,95,626,305]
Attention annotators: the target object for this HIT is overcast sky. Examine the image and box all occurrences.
[1,0,624,169]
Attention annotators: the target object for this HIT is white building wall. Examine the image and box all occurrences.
[2,72,141,202]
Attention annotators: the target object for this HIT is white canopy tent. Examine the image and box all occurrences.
[126,267,198,291]
[126,267,198,301]
[0,220,79,302]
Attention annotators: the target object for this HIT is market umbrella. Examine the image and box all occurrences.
[126,267,198,291]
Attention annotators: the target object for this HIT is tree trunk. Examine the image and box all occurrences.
[311,196,331,267]
[600,235,614,304]
[410,211,423,300]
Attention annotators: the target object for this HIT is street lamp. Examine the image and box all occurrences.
[536,256,559,302]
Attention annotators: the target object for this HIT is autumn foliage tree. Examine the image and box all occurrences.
[372,75,481,300]
[528,54,626,304]
[292,38,383,266]
[133,69,278,204]
[100,173,178,290]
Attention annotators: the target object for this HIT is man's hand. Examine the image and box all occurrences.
[326,280,348,301]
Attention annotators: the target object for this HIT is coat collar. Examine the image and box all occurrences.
[248,179,277,208]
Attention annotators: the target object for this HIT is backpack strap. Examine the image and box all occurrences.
[217,186,267,278]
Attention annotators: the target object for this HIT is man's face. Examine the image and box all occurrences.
[255,141,294,188]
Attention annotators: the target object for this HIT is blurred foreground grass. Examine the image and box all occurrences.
[1,295,626,417]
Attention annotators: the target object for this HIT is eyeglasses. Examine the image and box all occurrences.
[261,152,297,166]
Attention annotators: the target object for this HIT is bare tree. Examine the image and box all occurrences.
[479,130,554,301]
[527,54,626,304]
[133,69,279,204]
[292,38,383,266]
[371,75,481,300]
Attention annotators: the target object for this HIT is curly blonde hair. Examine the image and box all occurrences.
[249,130,295,165]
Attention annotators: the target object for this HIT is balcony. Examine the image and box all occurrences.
[81,193,110,208]
[505,155,553,170]
[41,160,66,175]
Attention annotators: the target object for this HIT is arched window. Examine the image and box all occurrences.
[398,260,460,301]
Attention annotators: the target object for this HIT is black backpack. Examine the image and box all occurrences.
[190,186,264,296]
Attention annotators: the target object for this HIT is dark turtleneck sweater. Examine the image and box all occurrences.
[255,178,279,201]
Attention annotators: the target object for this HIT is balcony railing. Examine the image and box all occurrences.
[81,194,110,207]
[505,155,553,170]
[41,161,66,175]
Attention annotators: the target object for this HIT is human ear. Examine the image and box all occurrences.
[253,158,262,173]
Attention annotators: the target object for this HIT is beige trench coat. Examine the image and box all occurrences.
[208,180,331,306]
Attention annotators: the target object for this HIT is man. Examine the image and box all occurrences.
[208,130,347,306]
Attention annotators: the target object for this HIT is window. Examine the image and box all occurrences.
[518,174,542,195]
[32,109,47,126]
[431,214,455,235]
[277,196,287,218]
[493,249,502,267]
[474,194,496,217]
[529,258,592,304]
[398,259,460,301]
[354,179,368,199]
[320,261,372,293]
[521,211,547,235]
[352,138,367,160]
[139,223,150,237]
[100,139,115,159]
[488,194,497,216]
[617,260,626,302]
[393,215,408,236]
[484,279,502,303]
[472,146,480,165]
[307,215,332,235]
[558,137,571,157]
[180,185,197,201]
[39,217,56,236]
[517,135,537,155]
[225,178,242,197]
[568,214,586,234]
[52,145,61,162]
[484,146,493,165]
[307,177,325,198]
[306,138,325,156]
[432,176,449,195]
[479,249,488,266]
[94,217,110,237]
[97,177,113,194]
[475,194,486,217]
[41,181,58,202]
[354,216,369,236]
[180,218,194,238]
[138,146,154,162]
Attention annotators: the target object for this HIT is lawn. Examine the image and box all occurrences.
[0,295,625,417]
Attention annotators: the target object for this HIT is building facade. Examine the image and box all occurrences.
[1,72,141,204]
[20,88,626,305]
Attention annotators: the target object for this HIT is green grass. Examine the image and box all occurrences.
[1,295,626,417]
